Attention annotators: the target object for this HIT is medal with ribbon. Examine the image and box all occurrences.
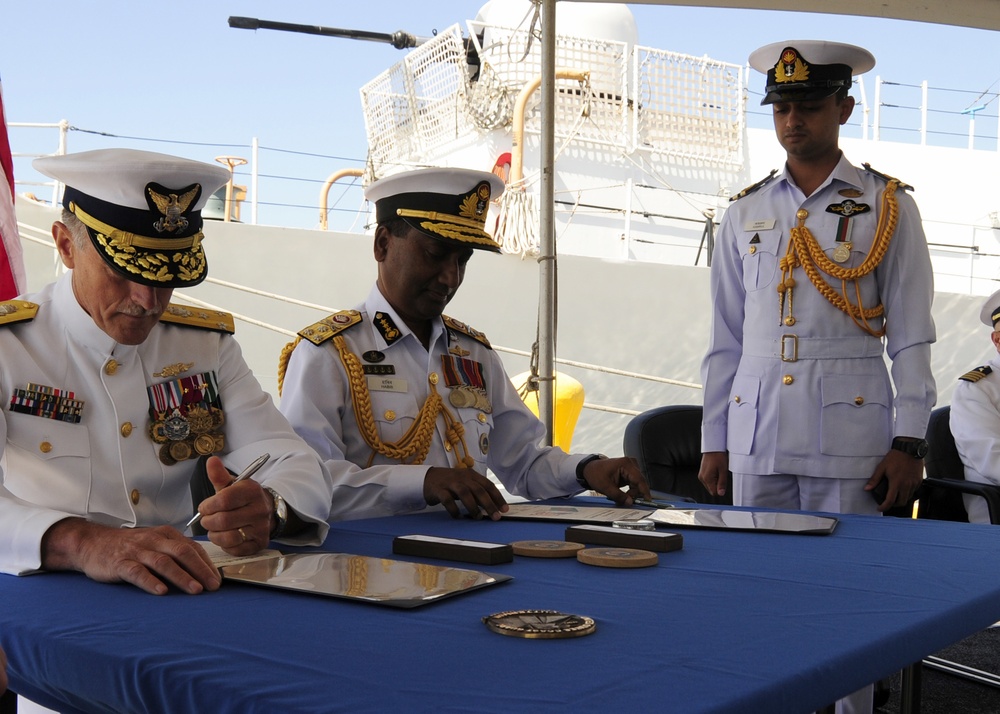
[147,370,225,464]
[440,355,491,413]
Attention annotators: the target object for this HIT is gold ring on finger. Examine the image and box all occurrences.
[238,527,248,543]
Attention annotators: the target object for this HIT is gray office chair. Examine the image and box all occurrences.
[623,404,732,505]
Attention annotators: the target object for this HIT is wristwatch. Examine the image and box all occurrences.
[575,454,607,489]
[265,487,288,539]
[891,437,929,459]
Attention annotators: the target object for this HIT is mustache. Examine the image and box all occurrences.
[117,304,162,318]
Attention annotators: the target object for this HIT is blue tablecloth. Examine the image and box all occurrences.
[4,505,1000,713]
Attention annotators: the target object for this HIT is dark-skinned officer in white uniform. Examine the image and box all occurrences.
[697,42,937,713]
[278,167,649,521]
[0,149,333,595]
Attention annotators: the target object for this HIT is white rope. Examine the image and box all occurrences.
[495,187,539,257]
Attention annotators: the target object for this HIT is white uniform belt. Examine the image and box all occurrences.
[743,335,884,362]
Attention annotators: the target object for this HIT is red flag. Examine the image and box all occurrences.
[0,74,25,299]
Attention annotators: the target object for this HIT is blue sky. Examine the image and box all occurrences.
[3,1,999,230]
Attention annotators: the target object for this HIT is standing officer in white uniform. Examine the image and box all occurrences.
[697,39,937,714]
[279,167,648,521]
[0,149,333,595]
[698,41,936,516]
[951,288,1000,524]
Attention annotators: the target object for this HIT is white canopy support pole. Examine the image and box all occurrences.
[538,0,557,445]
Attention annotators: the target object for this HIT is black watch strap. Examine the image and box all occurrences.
[575,454,606,489]
[891,437,929,459]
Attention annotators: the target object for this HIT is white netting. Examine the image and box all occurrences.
[361,25,476,178]
[636,48,745,167]
[361,20,745,177]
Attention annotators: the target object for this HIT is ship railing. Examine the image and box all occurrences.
[360,22,747,181]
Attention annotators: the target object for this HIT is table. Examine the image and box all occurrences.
[4,505,1000,713]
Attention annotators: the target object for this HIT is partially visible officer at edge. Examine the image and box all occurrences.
[278,167,649,521]
[950,288,1000,524]
[0,149,333,595]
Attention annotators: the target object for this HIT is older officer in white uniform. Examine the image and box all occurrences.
[697,40,937,714]
[278,167,648,521]
[951,289,1000,524]
[0,149,333,595]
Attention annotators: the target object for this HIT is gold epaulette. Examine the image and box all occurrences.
[298,310,363,346]
[159,304,235,333]
[0,300,39,326]
[443,315,491,349]
[863,163,914,192]
[959,365,993,383]
[730,169,778,202]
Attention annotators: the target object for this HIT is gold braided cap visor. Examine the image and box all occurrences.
[397,209,501,252]
[67,199,208,288]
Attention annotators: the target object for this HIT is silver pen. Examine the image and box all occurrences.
[185,453,270,529]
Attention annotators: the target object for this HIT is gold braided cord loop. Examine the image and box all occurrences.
[277,337,301,397]
[778,180,900,337]
[333,334,441,465]
[438,404,477,469]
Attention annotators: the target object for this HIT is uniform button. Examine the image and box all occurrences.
[854,396,864,405]
[428,373,439,385]
[477,413,487,423]
[130,489,140,505]
[121,422,133,438]
[783,375,794,385]
[384,410,396,422]
[784,317,796,326]
[104,359,118,376]
[39,441,52,453]
[796,209,809,220]
[444,442,452,452]
[733,395,741,404]
[748,245,757,255]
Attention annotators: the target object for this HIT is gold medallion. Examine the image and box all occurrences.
[159,443,177,466]
[194,434,217,455]
[169,440,192,461]
[482,610,596,639]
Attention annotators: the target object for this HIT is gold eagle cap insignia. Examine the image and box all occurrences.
[147,183,201,233]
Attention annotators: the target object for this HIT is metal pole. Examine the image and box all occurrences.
[251,137,259,225]
[538,0,557,445]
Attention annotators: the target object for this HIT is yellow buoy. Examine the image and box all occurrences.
[512,371,585,451]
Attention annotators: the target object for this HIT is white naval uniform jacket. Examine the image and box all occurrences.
[701,154,936,481]
[0,273,333,574]
[279,284,585,521]
[950,354,1000,524]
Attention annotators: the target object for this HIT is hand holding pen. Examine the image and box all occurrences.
[186,453,270,529]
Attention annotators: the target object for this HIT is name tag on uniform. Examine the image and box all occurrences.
[367,376,408,393]
[744,219,776,231]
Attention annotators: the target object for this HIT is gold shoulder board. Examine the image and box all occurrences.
[159,304,235,334]
[0,300,39,326]
[730,169,778,202]
[959,365,993,383]
[298,310,363,346]
[443,315,491,349]
[862,163,914,192]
